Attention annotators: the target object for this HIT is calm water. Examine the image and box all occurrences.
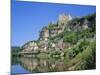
[11,57,69,74]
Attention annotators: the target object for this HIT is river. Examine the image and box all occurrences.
[11,56,69,74]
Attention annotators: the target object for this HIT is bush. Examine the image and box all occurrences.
[65,39,90,61]
[67,41,96,70]
[63,32,78,44]
[78,29,95,39]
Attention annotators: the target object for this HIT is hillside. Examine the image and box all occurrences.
[15,13,96,70]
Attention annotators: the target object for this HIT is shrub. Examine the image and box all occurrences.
[67,41,96,70]
[63,32,78,44]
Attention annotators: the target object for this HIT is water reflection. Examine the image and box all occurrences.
[12,57,69,74]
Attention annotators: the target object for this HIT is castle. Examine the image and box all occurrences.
[39,13,72,41]
[58,13,72,25]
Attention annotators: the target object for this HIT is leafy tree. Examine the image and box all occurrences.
[63,32,78,44]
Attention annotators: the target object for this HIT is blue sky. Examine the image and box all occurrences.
[11,0,96,46]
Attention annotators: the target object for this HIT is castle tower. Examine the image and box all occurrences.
[58,13,72,26]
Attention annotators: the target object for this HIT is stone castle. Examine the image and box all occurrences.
[58,13,72,25]
[39,13,72,41]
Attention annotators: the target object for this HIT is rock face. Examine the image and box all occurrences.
[39,27,50,41]
[21,41,39,54]
[20,13,95,54]
[22,41,37,51]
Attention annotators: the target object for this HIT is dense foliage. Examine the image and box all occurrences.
[48,13,96,70]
